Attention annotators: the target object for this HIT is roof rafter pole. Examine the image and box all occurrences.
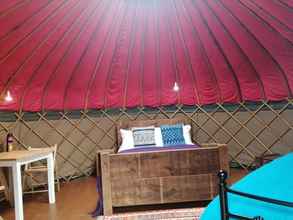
[218,0,292,97]
[40,0,107,112]
[189,0,243,101]
[203,0,266,99]
[0,0,64,45]
[0,0,32,19]
[176,0,223,102]
[278,0,292,8]
[103,1,139,108]
[138,8,146,108]
[164,0,199,104]
[241,0,292,41]
[122,0,140,107]
[84,1,125,110]
[1,0,72,97]
[154,0,162,106]
[16,0,94,114]
[62,0,109,110]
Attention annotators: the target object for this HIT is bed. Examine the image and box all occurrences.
[96,117,229,216]
[200,152,293,220]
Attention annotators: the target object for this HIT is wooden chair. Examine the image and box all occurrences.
[1,135,15,205]
[23,144,60,194]
[0,168,9,202]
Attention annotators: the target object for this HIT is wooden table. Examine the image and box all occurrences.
[0,149,56,220]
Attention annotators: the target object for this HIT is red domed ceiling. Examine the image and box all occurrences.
[0,0,292,112]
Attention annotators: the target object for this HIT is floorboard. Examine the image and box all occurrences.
[0,168,247,220]
[0,176,97,220]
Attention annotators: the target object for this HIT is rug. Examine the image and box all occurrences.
[96,208,204,220]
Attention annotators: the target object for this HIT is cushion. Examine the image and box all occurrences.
[118,123,194,152]
[155,127,163,146]
[160,124,185,146]
[132,127,156,147]
[118,126,163,152]
[118,129,134,152]
[183,125,194,145]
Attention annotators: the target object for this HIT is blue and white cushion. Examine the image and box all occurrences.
[160,124,185,146]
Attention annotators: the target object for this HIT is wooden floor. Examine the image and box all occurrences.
[0,168,247,220]
[0,177,98,220]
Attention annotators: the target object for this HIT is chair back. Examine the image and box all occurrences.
[51,144,58,162]
[25,144,58,169]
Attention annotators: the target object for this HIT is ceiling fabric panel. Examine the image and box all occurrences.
[0,0,292,112]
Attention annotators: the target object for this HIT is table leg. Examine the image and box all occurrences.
[12,163,24,220]
[47,153,55,204]
[8,168,14,206]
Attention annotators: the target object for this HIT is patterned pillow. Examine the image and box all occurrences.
[132,127,156,147]
[160,124,185,146]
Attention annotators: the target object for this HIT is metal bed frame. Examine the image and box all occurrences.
[218,170,293,220]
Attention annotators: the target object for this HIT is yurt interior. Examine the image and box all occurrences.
[0,1,292,220]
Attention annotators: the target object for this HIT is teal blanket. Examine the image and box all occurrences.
[201,153,293,220]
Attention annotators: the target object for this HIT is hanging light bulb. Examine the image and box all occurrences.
[4,90,13,102]
[173,82,179,92]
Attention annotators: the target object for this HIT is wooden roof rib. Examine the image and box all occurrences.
[0,0,292,112]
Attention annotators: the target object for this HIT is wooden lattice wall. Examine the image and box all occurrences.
[0,100,292,182]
